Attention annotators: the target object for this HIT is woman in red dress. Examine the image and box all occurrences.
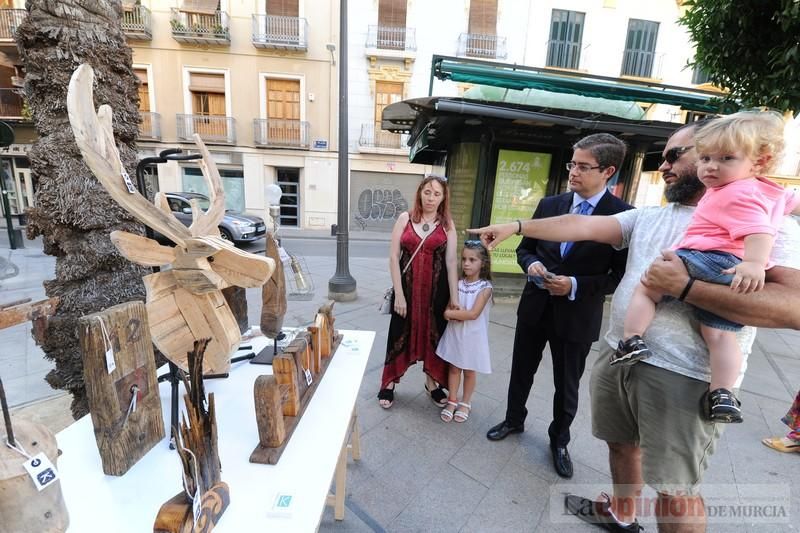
[378,175,459,409]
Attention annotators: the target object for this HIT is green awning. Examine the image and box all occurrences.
[462,84,647,120]
[435,58,736,114]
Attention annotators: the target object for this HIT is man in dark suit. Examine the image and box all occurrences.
[486,133,633,479]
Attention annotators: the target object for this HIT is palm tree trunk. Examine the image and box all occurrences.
[16,0,148,418]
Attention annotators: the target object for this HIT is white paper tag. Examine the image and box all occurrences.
[304,368,313,386]
[266,492,295,518]
[105,347,116,374]
[121,170,138,194]
[22,453,59,492]
[192,487,202,525]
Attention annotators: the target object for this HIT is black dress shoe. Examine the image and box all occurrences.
[486,420,523,441]
[551,445,573,478]
[564,493,643,531]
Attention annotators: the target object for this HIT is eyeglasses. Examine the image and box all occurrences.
[663,145,694,164]
[566,162,604,173]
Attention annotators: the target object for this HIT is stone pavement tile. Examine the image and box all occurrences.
[741,352,795,402]
[9,393,73,433]
[334,469,416,527]
[448,405,518,488]
[319,503,376,533]
[460,453,553,532]
[2,374,25,405]
[0,351,26,379]
[350,417,414,477]
[754,331,796,359]
[390,463,488,532]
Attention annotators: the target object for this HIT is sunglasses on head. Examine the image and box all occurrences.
[663,145,694,164]
[464,239,484,248]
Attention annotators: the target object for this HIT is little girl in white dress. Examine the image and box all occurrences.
[437,241,493,423]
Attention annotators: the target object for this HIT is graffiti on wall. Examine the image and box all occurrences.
[354,188,409,230]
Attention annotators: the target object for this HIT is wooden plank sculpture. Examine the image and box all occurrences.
[0,379,69,533]
[78,301,164,476]
[66,64,275,375]
[250,303,344,464]
[260,232,286,339]
[154,339,229,533]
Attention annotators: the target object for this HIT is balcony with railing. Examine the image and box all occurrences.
[138,112,161,141]
[0,89,26,119]
[251,14,307,51]
[457,33,507,60]
[365,25,416,58]
[121,5,152,41]
[170,8,230,45]
[176,114,235,144]
[253,119,309,149]
[358,123,409,153]
[0,9,25,45]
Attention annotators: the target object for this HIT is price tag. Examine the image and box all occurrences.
[192,487,202,525]
[121,170,138,194]
[22,453,59,492]
[304,368,313,386]
[105,346,116,374]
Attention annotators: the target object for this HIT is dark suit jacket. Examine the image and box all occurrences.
[516,190,633,343]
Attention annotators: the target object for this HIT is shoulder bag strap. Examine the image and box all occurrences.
[401,226,434,275]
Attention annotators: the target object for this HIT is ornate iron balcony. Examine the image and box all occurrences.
[176,114,235,144]
[251,14,308,51]
[358,123,409,151]
[0,9,25,43]
[122,5,152,41]
[457,33,507,60]
[138,112,161,141]
[253,118,309,149]
[366,25,416,52]
[170,8,230,45]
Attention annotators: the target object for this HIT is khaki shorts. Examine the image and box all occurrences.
[590,342,723,495]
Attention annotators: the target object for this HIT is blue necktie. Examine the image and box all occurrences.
[561,200,592,257]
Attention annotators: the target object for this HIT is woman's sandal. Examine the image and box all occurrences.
[377,385,395,409]
[440,401,458,422]
[454,402,471,423]
[762,436,800,453]
[425,383,448,408]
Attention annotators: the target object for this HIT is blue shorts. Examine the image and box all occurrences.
[675,248,744,331]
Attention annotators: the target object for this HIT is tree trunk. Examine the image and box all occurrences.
[16,0,148,418]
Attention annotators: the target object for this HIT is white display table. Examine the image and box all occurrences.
[57,329,375,532]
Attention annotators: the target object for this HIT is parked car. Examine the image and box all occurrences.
[159,192,266,245]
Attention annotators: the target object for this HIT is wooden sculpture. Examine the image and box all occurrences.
[66,64,275,375]
[260,231,286,339]
[78,301,165,476]
[0,380,69,533]
[250,304,344,465]
[154,339,229,533]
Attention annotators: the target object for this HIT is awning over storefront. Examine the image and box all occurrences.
[432,56,735,114]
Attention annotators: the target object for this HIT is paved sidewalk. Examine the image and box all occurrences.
[2,231,799,532]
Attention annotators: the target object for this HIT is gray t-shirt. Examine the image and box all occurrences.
[606,203,800,386]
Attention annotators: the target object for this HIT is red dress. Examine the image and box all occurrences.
[382,222,450,387]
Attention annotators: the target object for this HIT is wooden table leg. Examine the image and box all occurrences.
[326,407,361,521]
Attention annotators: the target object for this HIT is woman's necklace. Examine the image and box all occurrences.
[421,215,436,232]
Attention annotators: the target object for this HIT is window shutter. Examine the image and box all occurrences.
[189,72,226,94]
[468,0,497,35]
[378,0,407,28]
[180,0,220,14]
[267,0,299,17]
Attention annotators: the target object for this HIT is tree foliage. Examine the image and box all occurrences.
[680,0,800,113]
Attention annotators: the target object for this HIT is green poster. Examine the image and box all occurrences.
[489,149,552,273]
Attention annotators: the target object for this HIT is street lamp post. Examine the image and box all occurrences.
[328,0,357,301]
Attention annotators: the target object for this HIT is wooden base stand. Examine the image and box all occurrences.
[153,482,230,533]
[250,333,342,465]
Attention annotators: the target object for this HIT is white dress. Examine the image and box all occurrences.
[436,279,492,374]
